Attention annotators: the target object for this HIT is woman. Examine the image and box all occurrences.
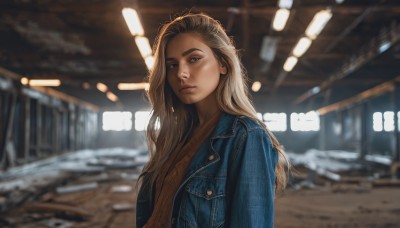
[136,13,288,228]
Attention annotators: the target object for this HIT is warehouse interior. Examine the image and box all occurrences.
[1,0,400,227]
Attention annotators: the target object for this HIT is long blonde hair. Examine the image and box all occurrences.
[142,13,289,193]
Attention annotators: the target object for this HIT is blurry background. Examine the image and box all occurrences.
[0,0,400,227]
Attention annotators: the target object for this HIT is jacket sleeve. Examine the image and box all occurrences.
[227,127,277,228]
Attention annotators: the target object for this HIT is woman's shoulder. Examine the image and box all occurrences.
[235,115,265,132]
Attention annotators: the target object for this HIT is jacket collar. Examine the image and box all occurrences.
[181,112,239,181]
[210,112,239,139]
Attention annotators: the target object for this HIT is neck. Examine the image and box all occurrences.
[195,95,220,126]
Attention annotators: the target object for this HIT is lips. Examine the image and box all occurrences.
[179,85,196,93]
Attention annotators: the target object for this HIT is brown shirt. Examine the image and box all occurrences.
[144,113,221,228]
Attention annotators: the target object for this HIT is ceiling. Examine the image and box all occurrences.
[1,0,400,110]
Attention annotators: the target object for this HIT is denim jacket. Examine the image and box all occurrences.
[136,113,278,228]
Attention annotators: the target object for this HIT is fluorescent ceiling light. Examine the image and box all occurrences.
[29,79,61,87]
[96,83,108,93]
[145,56,155,70]
[122,8,144,36]
[278,0,293,9]
[272,9,290,31]
[20,77,29,85]
[135,36,152,58]
[283,56,298,72]
[106,91,118,102]
[292,37,312,57]
[379,41,391,53]
[118,82,149,90]
[305,9,332,39]
[251,81,262,92]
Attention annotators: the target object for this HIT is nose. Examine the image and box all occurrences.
[177,64,189,79]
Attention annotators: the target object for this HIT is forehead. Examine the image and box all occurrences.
[166,32,211,56]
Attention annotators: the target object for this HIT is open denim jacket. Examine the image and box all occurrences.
[136,113,278,228]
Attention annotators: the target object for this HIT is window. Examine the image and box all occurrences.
[102,111,132,131]
[263,113,287,132]
[373,111,400,132]
[135,111,151,131]
[373,112,383,132]
[290,111,320,131]
[384,111,395,132]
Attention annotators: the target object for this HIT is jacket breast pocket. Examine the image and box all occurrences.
[178,176,226,228]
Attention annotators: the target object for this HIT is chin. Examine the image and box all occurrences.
[178,97,199,105]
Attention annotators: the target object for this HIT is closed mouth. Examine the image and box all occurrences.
[180,86,196,92]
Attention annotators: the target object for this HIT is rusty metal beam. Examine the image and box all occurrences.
[323,6,375,54]
[296,21,400,104]
[137,5,400,15]
[0,67,99,111]
[317,76,400,115]
[0,67,21,81]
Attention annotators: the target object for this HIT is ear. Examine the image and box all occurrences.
[219,64,227,75]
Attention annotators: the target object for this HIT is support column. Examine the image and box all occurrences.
[319,114,326,151]
[360,102,368,161]
[36,102,42,158]
[394,83,400,162]
[23,96,31,164]
[1,93,17,169]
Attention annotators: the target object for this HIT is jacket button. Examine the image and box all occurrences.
[206,190,213,196]
[208,155,215,161]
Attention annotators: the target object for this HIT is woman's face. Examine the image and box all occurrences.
[165,32,226,106]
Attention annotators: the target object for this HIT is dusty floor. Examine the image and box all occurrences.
[275,186,400,228]
[1,170,400,227]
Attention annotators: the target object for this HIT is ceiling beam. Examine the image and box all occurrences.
[317,75,400,115]
[138,5,400,15]
[295,20,400,104]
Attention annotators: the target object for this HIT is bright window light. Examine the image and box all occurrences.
[398,112,400,131]
[256,112,263,121]
[372,111,400,132]
[102,111,132,131]
[384,111,394,132]
[272,9,290,31]
[373,112,383,132]
[135,111,151,131]
[290,111,320,131]
[263,113,287,132]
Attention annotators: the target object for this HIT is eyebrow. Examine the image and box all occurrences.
[166,48,204,61]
